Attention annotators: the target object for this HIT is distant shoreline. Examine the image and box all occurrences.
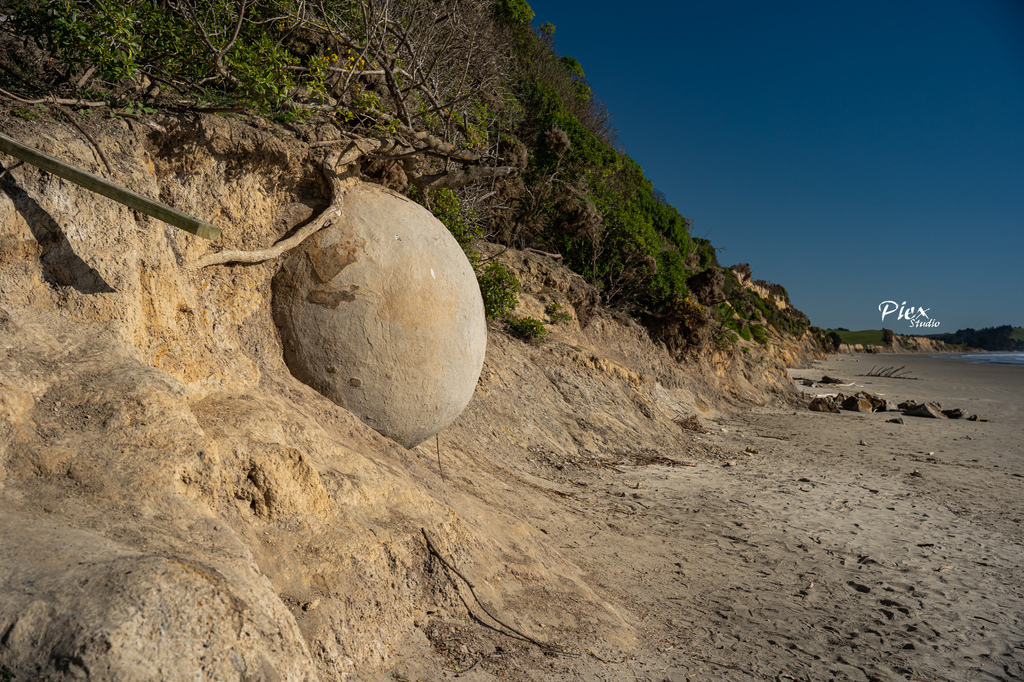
[937,351,1024,367]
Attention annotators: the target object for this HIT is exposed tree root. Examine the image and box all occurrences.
[188,150,356,269]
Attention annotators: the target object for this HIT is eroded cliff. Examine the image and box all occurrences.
[0,113,818,680]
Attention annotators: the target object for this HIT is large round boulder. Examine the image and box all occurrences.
[272,182,486,448]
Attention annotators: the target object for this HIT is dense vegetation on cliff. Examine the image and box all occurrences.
[928,326,1024,352]
[0,0,810,352]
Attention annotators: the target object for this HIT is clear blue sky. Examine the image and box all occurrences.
[528,0,1024,332]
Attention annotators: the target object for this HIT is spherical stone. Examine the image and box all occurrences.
[272,182,486,448]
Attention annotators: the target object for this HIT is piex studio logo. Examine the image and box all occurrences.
[878,301,940,329]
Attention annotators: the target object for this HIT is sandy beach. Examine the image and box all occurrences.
[417,353,1024,681]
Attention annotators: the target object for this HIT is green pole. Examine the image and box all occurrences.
[0,132,221,240]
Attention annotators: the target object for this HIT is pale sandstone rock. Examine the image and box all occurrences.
[272,183,486,448]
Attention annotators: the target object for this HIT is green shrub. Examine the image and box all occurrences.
[478,262,520,319]
[12,106,44,121]
[11,1,294,109]
[429,188,481,253]
[692,238,719,270]
[505,315,547,342]
[722,315,744,335]
[411,188,519,320]
[12,0,147,81]
[750,324,769,346]
[714,328,739,350]
[545,302,572,323]
[495,0,535,24]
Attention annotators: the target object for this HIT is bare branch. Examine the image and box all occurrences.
[411,166,517,192]
[281,65,395,77]
[75,66,98,90]
[526,248,563,261]
[174,0,250,85]
[0,86,107,108]
[50,97,114,177]
[398,124,481,162]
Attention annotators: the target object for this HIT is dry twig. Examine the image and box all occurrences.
[0,86,107,108]
[50,98,114,177]
[862,365,917,380]
[421,528,573,656]
[436,434,445,482]
[756,432,791,441]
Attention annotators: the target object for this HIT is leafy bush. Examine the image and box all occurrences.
[523,103,697,313]
[750,324,769,346]
[9,0,302,111]
[429,188,481,253]
[412,188,520,320]
[478,262,520,319]
[495,0,535,24]
[691,238,719,270]
[545,302,572,323]
[505,315,547,342]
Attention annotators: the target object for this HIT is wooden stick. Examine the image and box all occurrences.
[436,433,446,482]
[421,528,570,655]
[0,132,220,240]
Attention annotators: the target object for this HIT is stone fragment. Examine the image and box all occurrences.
[886,417,904,424]
[809,396,839,413]
[942,408,965,419]
[841,394,875,412]
[863,393,888,412]
[904,402,945,419]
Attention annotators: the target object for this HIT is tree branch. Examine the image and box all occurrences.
[0,86,107,108]
[411,166,517,192]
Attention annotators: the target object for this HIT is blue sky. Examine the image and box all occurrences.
[527,0,1024,332]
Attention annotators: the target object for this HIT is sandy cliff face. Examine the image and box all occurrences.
[840,335,956,354]
[0,113,815,680]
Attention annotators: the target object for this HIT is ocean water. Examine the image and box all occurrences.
[939,353,1024,367]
